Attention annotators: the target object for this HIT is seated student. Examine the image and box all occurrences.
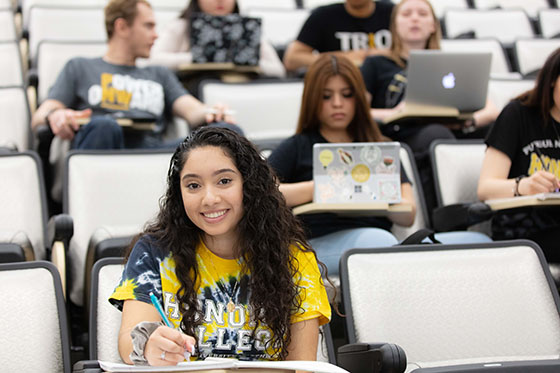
[268,53,416,275]
[148,0,285,78]
[359,0,499,215]
[478,48,560,263]
[283,0,393,73]
[31,0,240,151]
[110,127,331,365]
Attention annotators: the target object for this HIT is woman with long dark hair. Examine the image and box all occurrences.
[111,127,330,365]
[478,48,560,262]
[268,53,416,276]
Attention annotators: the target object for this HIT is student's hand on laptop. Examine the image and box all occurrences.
[47,108,92,140]
[205,103,235,124]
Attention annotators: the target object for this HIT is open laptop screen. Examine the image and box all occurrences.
[190,13,262,66]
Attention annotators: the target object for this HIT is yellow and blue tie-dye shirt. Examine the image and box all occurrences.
[109,236,331,360]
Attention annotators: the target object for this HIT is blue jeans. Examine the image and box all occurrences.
[309,228,399,277]
[73,117,124,149]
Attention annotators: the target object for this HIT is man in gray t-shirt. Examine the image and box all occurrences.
[31,0,238,149]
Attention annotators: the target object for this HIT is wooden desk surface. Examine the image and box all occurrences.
[383,103,473,125]
[485,193,560,211]
[292,202,413,216]
[76,117,156,131]
[178,62,261,74]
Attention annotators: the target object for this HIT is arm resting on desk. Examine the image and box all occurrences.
[279,180,314,208]
[478,147,560,199]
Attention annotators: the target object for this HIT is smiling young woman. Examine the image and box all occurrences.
[110,127,330,365]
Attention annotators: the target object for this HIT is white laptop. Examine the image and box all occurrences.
[313,142,401,204]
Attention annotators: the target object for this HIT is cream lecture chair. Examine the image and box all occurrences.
[0,261,71,373]
[340,240,560,372]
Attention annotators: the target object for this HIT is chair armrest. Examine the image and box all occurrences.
[0,243,26,263]
[47,214,73,299]
[432,202,493,232]
[27,67,38,89]
[47,214,74,247]
[338,342,407,373]
[72,360,101,373]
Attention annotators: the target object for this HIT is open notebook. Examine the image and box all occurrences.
[99,359,348,372]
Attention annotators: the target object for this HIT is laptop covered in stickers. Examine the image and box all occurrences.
[312,142,401,204]
[190,13,262,66]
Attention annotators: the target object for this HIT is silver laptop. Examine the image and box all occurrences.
[405,50,492,113]
[313,142,401,204]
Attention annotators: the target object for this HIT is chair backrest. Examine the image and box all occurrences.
[414,0,469,19]
[0,86,31,151]
[28,6,106,62]
[36,40,106,103]
[0,9,17,41]
[245,8,310,49]
[444,9,534,44]
[200,79,304,141]
[340,240,560,370]
[303,0,344,9]
[513,38,560,77]
[0,261,71,373]
[391,143,429,241]
[89,257,124,362]
[472,0,549,18]
[0,151,47,260]
[152,6,182,33]
[22,0,106,29]
[0,0,13,9]
[0,41,24,86]
[239,0,297,13]
[430,140,486,207]
[487,78,535,111]
[65,150,172,306]
[539,9,560,39]
[440,38,515,77]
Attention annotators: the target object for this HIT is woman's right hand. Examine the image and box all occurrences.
[144,326,196,366]
[518,170,560,196]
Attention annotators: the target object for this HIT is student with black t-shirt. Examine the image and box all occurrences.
[269,54,416,276]
[283,0,393,73]
[478,48,560,262]
[360,0,498,217]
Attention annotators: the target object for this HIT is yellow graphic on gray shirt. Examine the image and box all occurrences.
[87,73,165,116]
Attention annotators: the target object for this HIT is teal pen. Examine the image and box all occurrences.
[149,292,173,328]
[149,292,195,358]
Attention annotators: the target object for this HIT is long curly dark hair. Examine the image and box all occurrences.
[128,126,317,359]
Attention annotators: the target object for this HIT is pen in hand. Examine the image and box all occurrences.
[149,292,195,359]
[533,147,560,193]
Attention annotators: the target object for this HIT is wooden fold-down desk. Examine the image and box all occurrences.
[177,63,261,83]
[485,193,560,211]
[77,117,156,131]
[292,202,413,217]
[382,103,473,125]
